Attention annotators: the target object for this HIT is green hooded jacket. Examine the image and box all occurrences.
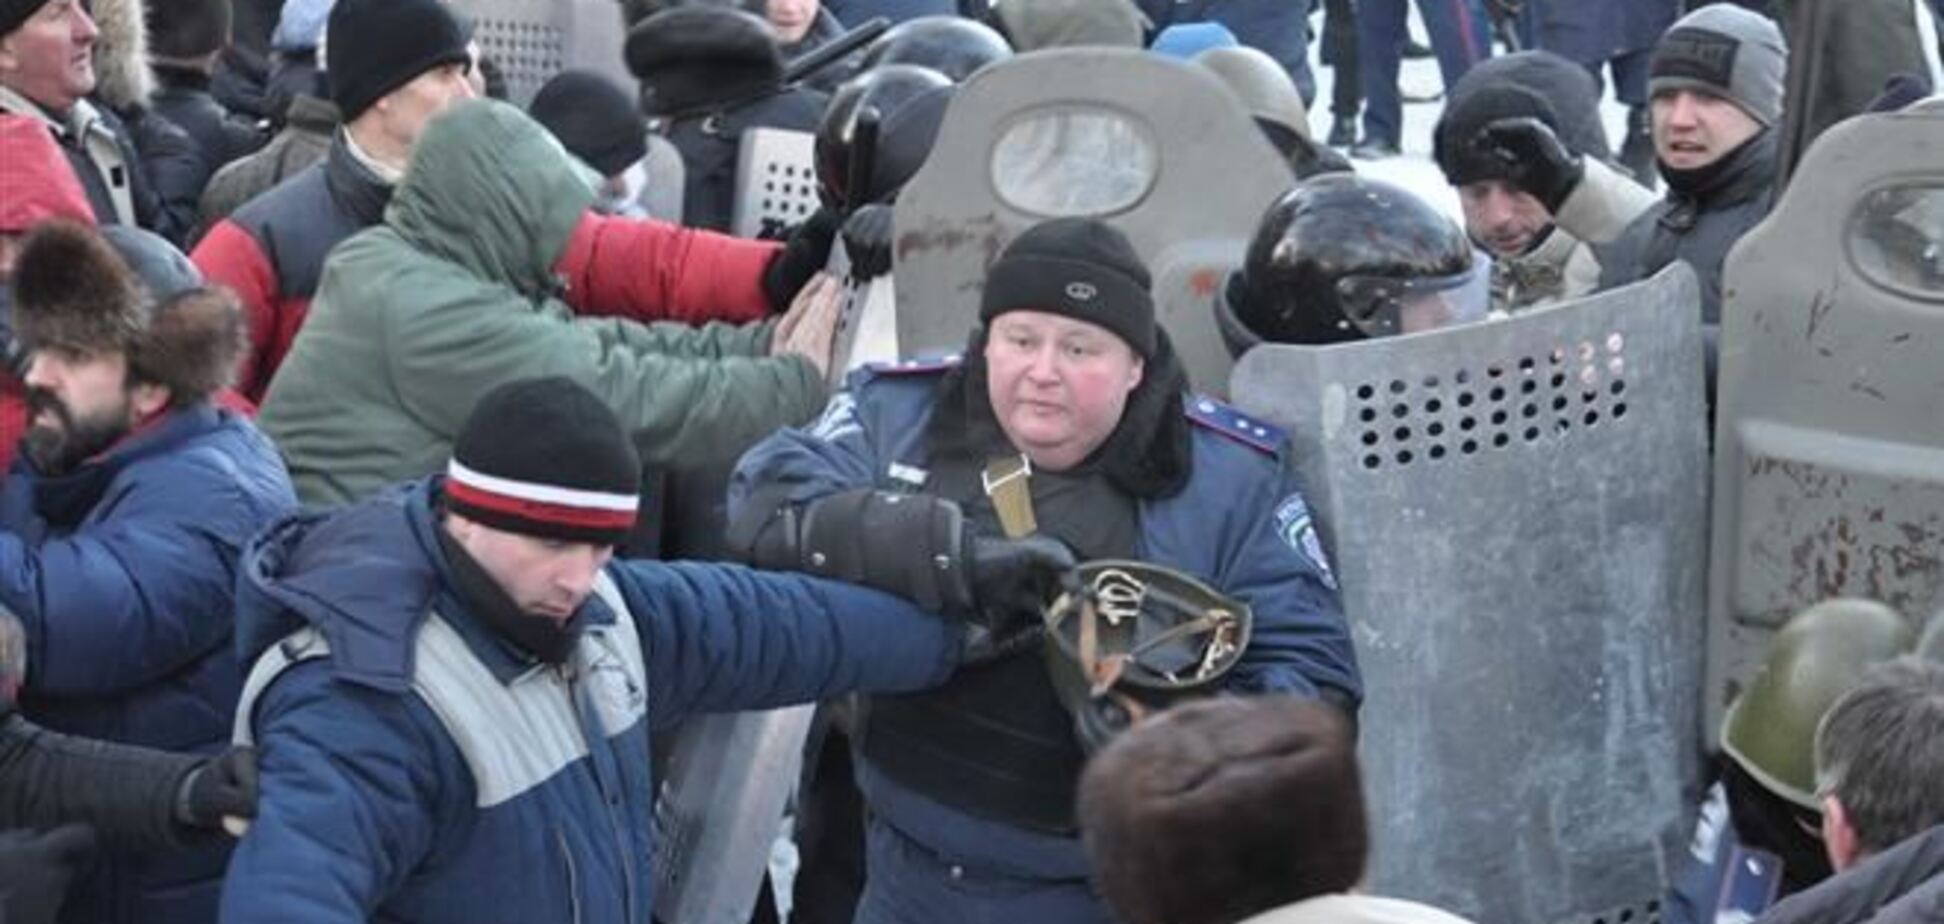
[259,100,826,506]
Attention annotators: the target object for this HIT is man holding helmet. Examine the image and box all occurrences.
[727,216,1359,923]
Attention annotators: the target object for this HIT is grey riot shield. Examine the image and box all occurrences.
[734,128,820,239]
[454,0,630,106]
[1708,103,1944,735]
[1230,266,1710,924]
[893,49,1291,393]
[653,705,816,924]
[637,134,688,224]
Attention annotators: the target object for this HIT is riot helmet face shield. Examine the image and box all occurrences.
[1223,175,1479,348]
[1335,259,1491,338]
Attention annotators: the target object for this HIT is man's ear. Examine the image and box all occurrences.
[1820,794,1862,872]
[1125,356,1144,392]
[129,381,171,418]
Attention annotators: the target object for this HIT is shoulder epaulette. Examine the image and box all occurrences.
[867,355,962,376]
[1185,394,1285,455]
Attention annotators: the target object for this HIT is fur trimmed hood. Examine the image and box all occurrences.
[91,0,157,110]
[14,220,244,401]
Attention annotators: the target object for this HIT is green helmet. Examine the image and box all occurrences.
[1042,560,1253,753]
[1721,598,1915,809]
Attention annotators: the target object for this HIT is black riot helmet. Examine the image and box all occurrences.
[1216,174,1485,352]
[815,64,954,207]
[857,15,1012,82]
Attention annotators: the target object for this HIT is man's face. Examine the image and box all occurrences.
[766,0,820,43]
[0,0,98,113]
[448,516,614,625]
[984,310,1144,472]
[373,61,476,154]
[1458,180,1552,257]
[21,345,141,474]
[1651,87,1762,171]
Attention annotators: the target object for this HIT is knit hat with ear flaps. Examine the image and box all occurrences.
[1649,4,1788,127]
[13,220,245,402]
[980,218,1156,359]
[445,377,642,546]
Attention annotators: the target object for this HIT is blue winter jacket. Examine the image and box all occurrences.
[0,403,296,924]
[219,478,961,924]
[728,363,1361,878]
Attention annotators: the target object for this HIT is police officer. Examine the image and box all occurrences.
[1665,599,1917,923]
[727,217,1361,923]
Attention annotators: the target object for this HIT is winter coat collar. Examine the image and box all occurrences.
[16,402,225,530]
[1657,129,1777,232]
[236,478,618,693]
[325,130,394,227]
[1756,826,1944,924]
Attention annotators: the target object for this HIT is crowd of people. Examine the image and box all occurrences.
[0,0,1941,923]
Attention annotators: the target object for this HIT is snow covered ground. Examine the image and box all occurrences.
[1307,5,1944,220]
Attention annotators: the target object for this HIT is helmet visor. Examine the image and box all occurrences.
[1334,260,1491,338]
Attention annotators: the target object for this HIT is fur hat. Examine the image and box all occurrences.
[1078,697,1369,924]
[90,0,157,110]
[13,221,243,401]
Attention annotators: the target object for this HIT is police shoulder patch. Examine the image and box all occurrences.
[1185,394,1285,456]
[868,355,962,376]
[1273,494,1336,590]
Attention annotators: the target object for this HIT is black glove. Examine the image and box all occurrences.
[1479,116,1584,213]
[762,206,843,312]
[951,535,1074,664]
[175,746,258,833]
[0,824,96,924]
[841,204,895,283]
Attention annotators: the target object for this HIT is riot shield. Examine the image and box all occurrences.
[653,705,817,924]
[893,49,1292,393]
[733,128,820,240]
[1708,103,1944,735]
[1230,266,1711,924]
[455,0,630,107]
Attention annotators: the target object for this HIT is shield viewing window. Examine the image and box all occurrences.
[1848,184,1944,300]
[990,107,1159,218]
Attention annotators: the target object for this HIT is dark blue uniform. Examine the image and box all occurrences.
[1358,0,1492,150]
[729,361,1361,924]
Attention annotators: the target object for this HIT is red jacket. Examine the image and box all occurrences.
[1,116,97,473]
[193,134,781,402]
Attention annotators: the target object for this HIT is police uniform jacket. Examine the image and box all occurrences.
[728,361,1361,880]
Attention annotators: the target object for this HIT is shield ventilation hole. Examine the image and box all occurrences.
[1346,332,1631,470]
[1573,897,1661,924]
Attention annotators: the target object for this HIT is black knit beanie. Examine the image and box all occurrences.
[325,0,473,121]
[0,0,45,38]
[146,0,232,61]
[529,70,648,178]
[980,218,1156,359]
[445,378,642,546]
[1433,51,1610,187]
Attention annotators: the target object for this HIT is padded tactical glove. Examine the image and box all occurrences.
[175,746,258,835]
[0,824,95,924]
[841,204,895,283]
[1479,116,1584,214]
[762,206,844,312]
